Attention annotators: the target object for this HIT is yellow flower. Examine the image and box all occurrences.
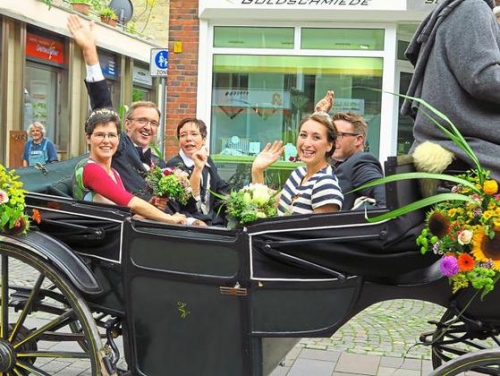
[483,180,498,195]
[472,226,500,270]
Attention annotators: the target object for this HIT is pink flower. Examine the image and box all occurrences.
[0,189,8,204]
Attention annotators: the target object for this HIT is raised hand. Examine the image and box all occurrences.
[192,147,208,170]
[251,141,284,184]
[67,15,98,65]
[315,90,335,113]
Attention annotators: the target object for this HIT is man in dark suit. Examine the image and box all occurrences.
[314,94,386,210]
[330,112,386,210]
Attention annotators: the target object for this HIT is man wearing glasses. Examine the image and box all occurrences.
[315,92,385,210]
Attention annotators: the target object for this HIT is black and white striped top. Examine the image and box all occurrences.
[278,165,343,216]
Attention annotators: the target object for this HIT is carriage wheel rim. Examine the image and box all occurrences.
[0,242,106,375]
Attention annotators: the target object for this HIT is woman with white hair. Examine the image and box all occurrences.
[22,122,58,166]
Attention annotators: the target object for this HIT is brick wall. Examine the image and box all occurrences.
[164,0,199,158]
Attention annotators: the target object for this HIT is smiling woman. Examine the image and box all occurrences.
[72,108,187,225]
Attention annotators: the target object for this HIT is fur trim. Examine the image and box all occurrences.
[412,142,455,197]
[413,141,454,173]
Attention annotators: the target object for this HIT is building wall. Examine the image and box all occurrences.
[165,0,199,158]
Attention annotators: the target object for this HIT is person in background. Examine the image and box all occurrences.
[73,108,187,225]
[22,122,58,167]
[166,118,231,226]
[402,0,500,181]
[315,92,385,210]
[252,113,343,215]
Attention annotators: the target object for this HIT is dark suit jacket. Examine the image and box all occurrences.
[166,155,231,226]
[333,151,386,210]
[85,80,166,202]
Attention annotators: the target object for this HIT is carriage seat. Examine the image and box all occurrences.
[249,154,442,284]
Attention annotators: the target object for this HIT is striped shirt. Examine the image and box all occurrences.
[278,165,343,216]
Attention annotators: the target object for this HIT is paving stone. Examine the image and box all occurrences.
[287,358,335,376]
[335,353,380,375]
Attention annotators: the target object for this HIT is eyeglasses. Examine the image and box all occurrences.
[92,132,119,140]
[337,132,360,139]
[128,117,160,128]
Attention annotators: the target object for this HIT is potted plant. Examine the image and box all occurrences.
[98,6,118,27]
[69,0,92,16]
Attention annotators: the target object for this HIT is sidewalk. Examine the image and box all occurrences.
[270,300,445,376]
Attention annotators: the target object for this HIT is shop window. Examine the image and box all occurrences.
[214,27,294,49]
[210,54,383,183]
[133,64,153,102]
[301,28,384,50]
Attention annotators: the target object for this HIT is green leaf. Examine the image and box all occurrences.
[348,171,481,195]
[363,193,478,223]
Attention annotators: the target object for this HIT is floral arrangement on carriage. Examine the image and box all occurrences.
[145,164,193,205]
[0,164,30,235]
[357,95,500,297]
[215,183,278,228]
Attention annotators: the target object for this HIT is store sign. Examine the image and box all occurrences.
[133,66,153,86]
[98,52,118,79]
[200,0,406,11]
[407,0,439,10]
[26,33,65,65]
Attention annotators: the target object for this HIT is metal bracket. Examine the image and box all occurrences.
[220,282,247,297]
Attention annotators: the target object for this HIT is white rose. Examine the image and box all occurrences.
[457,230,473,245]
[252,187,270,206]
[243,192,252,204]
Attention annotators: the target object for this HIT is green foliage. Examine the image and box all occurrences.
[98,6,117,18]
[0,165,29,234]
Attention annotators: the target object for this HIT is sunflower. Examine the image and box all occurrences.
[428,211,450,239]
[471,226,500,270]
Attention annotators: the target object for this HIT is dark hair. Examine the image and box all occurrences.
[85,108,121,135]
[125,101,161,120]
[299,113,338,157]
[176,118,207,139]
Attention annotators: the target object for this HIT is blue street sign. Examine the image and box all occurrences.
[150,48,169,77]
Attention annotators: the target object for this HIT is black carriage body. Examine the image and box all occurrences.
[3,156,500,375]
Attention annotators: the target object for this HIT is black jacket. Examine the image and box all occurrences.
[333,151,386,210]
[166,155,231,226]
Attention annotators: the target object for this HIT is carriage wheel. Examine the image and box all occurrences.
[431,308,500,374]
[0,245,107,375]
[428,348,500,375]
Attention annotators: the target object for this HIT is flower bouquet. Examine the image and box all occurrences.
[145,165,192,205]
[416,171,500,295]
[353,94,500,297]
[0,164,30,235]
[219,183,278,228]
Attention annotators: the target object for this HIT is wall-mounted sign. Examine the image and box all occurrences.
[26,33,65,66]
[98,50,119,80]
[133,65,153,86]
[200,0,406,12]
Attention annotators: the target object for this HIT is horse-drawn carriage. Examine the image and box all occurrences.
[1,155,500,375]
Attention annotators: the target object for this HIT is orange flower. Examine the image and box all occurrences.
[457,253,475,272]
[32,209,42,224]
[483,180,498,195]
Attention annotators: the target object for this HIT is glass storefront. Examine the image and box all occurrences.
[210,56,383,159]
[24,30,67,152]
